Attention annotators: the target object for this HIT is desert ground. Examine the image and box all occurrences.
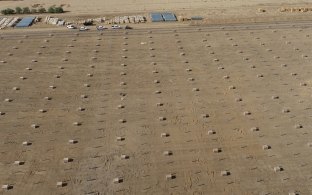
[0,0,311,15]
[1,0,312,195]
[0,0,296,14]
[2,0,312,22]
[1,22,312,195]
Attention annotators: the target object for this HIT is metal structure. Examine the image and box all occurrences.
[15,17,35,27]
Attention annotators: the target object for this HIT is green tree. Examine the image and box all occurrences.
[54,7,64,13]
[31,8,37,14]
[1,8,15,15]
[1,9,8,15]
[47,6,55,13]
[15,7,22,14]
[7,8,15,14]
[22,7,30,14]
[38,7,46,13]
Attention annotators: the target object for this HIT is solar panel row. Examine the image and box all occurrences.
[150,12,177,22]
[161,13,177,21]
[15,17,35,27]
[150,13,163,22]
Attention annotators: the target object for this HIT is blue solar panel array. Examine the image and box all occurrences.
[15,17,35,27]
[150,13,164,22]
[162,12,177,21]
[150,12,177,22]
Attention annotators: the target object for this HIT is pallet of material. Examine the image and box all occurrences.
[0,18,8,26]
[44,16,50,24]
[109,15,146,24]
[129,16,135,23]
[7,17,19,27]
[48,18,59,25]
[139,15,146,23]
[1,18,12,28]
[57,20,65,26]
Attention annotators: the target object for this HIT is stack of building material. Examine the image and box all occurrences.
[2,18,12,28]
[0,18,11,29]
[108,15,146,24]
[7,17,19,27]
[138,15,146,22]
[0,18,8,26]
[94,17,105,23]
[44,16,64,26]
[44,16,50,24]
[129,16,135,23]
[57,20,65,26]
[50,18,59,25]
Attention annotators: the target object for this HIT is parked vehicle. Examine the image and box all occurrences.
[111,25,122,29]
[66,25,76,29]
[96,25,107,31]
[79,26,89,31]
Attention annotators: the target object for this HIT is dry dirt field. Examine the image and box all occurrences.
[0,0,297,14]
[1,22,312,195]
[3,0,312,29]
[1,0,312,19]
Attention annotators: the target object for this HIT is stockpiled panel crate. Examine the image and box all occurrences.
[162,12,177,21]
[150,13,164,22]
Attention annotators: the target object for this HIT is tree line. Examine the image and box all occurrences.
[1,6,64,15]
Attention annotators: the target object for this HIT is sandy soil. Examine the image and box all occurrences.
[2,0,312,29]
[1,1,312,195]
[0,0,281,14]
[1,0,312,18]
[0,22,312,194]
[0,0,309,13]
